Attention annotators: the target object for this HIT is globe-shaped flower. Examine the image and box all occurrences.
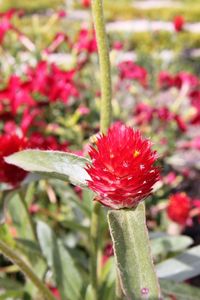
[167,193,191,225]
[86,123,160,209]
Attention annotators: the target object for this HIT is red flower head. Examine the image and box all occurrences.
[167,193,191,225]
[0,134,28,186]
[173,16,185,32]
[86,123,160,209]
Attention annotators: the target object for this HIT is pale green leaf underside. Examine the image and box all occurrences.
[5,150,91,187]
[156,245,200,282]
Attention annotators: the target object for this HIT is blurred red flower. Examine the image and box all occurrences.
[27,61,79,104]
[158,71,174,89]
[118,61,148,86]
[0,9,17,44]
[28,132,69,151]
[112,41,123,51]
[167,193,191,225]
[0,75,35,115]
[174,72,199,90]
[48,285,60,299]
[74,27,97,54]
[86,123,160,209]
[0,134,28,186]
[173,16,185,32]
[57,9,67,18]
[102,243,114,266]
[81,0,91,8]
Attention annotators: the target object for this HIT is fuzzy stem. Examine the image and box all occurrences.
[91,0,112,133]
[108,203,161,299]
[90,1,112,299]
[90,0,112,298]
[0,240,55,300]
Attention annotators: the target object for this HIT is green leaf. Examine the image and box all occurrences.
[81,189,95,216]
[156,245,200,281]
[37,221,83,300]
[160,280,200,300]
[151,235,193,259]
[108,203,160,299]
[5,150,91,187]
[16,238,42,256]
[8,193,35,240]
[99,257,116,300]
[84,285,95,300]
[0,191,18,225]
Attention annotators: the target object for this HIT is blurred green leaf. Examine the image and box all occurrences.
[151,235,193,259]
[82,189,95,216]
[157,245,200,281]
[160,280,200,300]
[8,194,35,240]
[15,238,42,256]
[85,284,95,300]
[37,221,83,300]
[61,220,89,233]
[5,150,91,187]
[99,257,116,300]
[0,290,25,299]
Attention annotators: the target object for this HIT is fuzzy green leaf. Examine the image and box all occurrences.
[5,150,91,187]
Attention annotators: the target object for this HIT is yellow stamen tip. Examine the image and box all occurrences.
[133,150,140,158]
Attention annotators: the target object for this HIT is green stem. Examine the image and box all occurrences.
[91,0,112,133]
[90,1,112,298]
[91,0,112,300]
[90,201,101,300]
[0,240,56,300]
[108,203,161,299]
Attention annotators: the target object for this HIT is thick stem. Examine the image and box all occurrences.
[108,203,161,299]
[0,240,55,300]
[91,0,112,133]
[90,1,112,298]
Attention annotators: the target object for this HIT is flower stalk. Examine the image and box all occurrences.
[90,0,112,299]
[108,203,161,299]
[0,240,56,300]
[91,0,112,134]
